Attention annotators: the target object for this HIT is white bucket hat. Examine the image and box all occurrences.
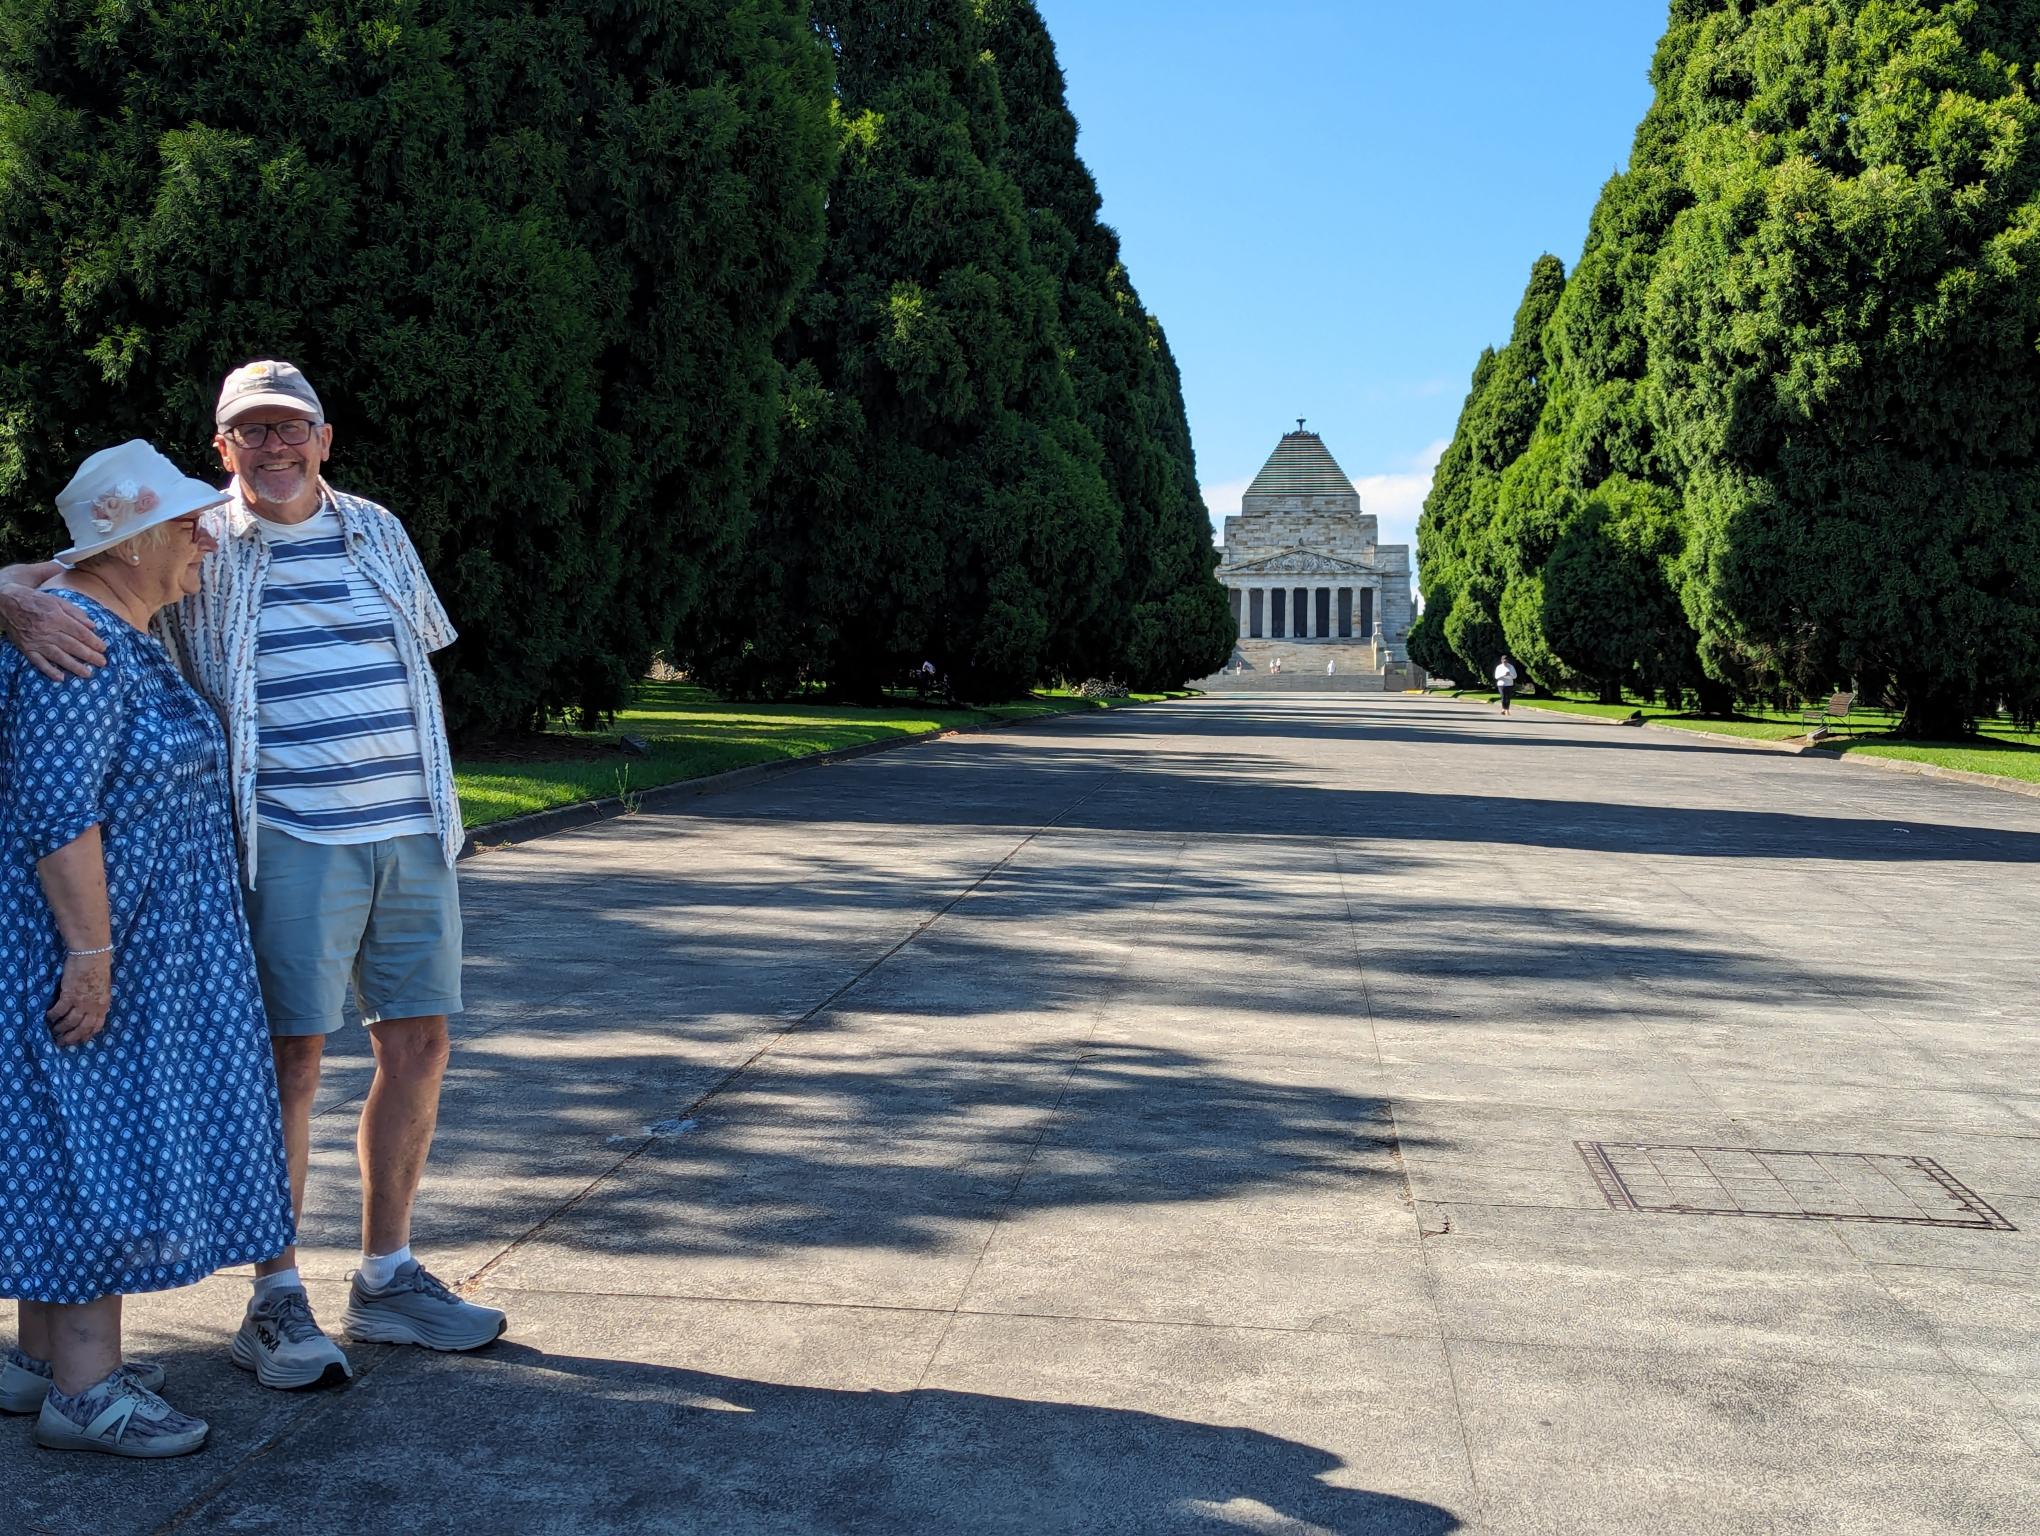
[55,440,229,564]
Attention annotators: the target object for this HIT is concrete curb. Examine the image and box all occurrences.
[459,699,1144,859]
[1789,742,2040,801]
[1495,701,1795,754]
[1495,699,2040,801]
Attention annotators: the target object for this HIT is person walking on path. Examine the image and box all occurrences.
[0,442,296,1457]
[3,361,506,1391]
[1494,655,1519,714]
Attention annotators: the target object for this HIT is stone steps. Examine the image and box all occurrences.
[1192,639,1424,693]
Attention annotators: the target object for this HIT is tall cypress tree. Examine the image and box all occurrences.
[980,0,1233,690]
[1487,8,1723,707]
[1413,254,1566,684]
[0,0,835,734]
[689,0,1117,701]
[1408,348,1492,682]
[1651,0,2040,733]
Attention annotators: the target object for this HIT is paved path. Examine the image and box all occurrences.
[9,695,2040,1534]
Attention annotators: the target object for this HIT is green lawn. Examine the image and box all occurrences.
[1447,688,2040,785]
[455,681,1171,830]
[1830,735,2040,786]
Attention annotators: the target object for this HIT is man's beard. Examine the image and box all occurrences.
[244,462,311,505]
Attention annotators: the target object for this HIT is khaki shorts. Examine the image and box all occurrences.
[244,826,464,1037]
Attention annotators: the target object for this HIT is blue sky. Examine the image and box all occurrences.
[1032,1,1670,581]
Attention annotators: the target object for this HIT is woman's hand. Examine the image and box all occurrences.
[47,951,112,1047]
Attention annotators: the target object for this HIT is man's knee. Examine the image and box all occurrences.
[271,1035,326,1110]
[371,1016,451,1083]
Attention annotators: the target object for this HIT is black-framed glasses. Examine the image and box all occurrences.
[222,419,319,449]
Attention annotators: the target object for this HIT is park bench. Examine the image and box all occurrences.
[1800,691,1855,738]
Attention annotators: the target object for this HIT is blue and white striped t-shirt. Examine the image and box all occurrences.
[253,507,436,843]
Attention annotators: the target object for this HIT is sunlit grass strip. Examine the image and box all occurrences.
[454,681,1174,830]
[1453,689,2040,784]
[1831,738,2040,787]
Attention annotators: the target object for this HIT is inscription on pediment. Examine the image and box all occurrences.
[1227,548,1376,577]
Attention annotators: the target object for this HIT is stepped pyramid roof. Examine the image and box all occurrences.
[1245,427,1357,499]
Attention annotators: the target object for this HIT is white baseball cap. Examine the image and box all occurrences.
[55,440,229,564]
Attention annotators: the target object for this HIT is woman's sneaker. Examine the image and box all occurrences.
[34,1371,208,1458]
[343,1260,506,1351]
[232,1287,353,1390]
[1,1348,166,1414]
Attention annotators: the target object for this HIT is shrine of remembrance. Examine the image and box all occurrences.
[1195,425,1422,691]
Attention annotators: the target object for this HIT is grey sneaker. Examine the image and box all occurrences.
[232,1287,353,1390]
[343,1261,506,1351]
[1,1348,165,1414]
[34,1370,208,1458]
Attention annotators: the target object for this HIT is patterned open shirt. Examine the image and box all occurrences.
[155,480,462,886]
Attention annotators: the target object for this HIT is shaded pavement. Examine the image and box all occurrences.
[8,695,2040,1533]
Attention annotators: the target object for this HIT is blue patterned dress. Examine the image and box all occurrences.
[0,591,294,1304]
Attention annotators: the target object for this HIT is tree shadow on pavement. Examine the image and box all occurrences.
[1083,701,1754,755]
[708,698,2040,860]
[395,1039,1420,1268]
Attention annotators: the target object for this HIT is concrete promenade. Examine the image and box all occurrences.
[8,695,2040,1534]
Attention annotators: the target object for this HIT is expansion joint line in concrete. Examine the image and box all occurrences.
[1345,834,1490,1516]
[1329,842,1385,1071]
[455,768,1127,1299]
[148,1343,406,1536]
[1473,831,1737,1124]
[879,828,1198,1484]
[1633,854,1959,1088]
[307,828,916,1130]
[1852,1258,2040,1458]
[1387,1092,1486,1515]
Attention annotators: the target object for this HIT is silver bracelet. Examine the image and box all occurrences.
[65,943,114,958]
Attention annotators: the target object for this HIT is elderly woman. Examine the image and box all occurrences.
[0,441,294,1458]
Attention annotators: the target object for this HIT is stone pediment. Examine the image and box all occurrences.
[1227,547,1376,577]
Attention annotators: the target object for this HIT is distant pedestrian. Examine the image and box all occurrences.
[1326,658,1336,676]
[1494,654,1518,714]
[1271,656,1282,675]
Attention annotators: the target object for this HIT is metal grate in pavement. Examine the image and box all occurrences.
[1575,1142,2017,1230]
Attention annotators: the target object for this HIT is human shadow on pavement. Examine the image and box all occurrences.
[160,1344,1464,1536]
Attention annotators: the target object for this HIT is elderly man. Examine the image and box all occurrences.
[0,360,505,1390]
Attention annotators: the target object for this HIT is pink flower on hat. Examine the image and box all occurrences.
[88,481,160,535]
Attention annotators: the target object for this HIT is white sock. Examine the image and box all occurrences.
[252,1268,302,1304]
[358,1246,412,1291]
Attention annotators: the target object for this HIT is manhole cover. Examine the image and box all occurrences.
[1575,1142,2016,1230]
